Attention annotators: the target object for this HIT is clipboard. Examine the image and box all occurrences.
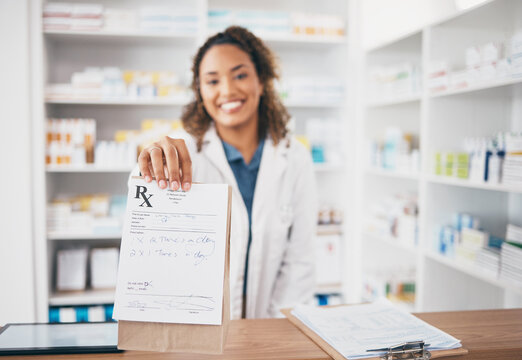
[281,306,469,360]
[117,185,232,354]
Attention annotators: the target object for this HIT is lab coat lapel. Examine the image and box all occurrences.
[201,125,250,319]
[254,138,289,208]
[247,138,289,317]
[201,126,238,187]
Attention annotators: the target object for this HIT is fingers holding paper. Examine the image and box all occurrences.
[138,136,193,191]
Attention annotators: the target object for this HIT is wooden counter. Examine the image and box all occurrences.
[2,308,521,359]
[415,309,522,360]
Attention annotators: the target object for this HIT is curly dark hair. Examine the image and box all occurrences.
[181,26,290,151]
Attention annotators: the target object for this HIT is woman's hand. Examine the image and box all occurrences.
[138,136,192,191]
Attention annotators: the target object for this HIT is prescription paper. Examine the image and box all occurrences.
[113,178,229,326]
[291,299,462,359]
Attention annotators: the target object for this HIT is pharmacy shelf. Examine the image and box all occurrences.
[205,31,346,46]
[430,77,522,99]
[424,251,522,296]
[365,168,419,181]
[44,30,345,47]
[355,0,522,313]
[44,29,198,44]
[45,98,190,106]
[262,34,347,49]
[365,0,496,52]
[426,175,522,194]
[45,98,342,109]
[32,0,351,323]
[50,228,334,240]
[284,100,344,108]
[49,289,115,306]
[363,231,418,253]
[46,165,135,173]
[263,33,346,45]
[47,233,121,241]
[430,0,496,28]
[47,164,340,174]
[366,94,421,108]
[317,224,343,236]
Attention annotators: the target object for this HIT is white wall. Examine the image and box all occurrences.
[360,0,490,50]
[0,0,36,324]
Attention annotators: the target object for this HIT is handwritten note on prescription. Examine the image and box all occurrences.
[113,178,229,325]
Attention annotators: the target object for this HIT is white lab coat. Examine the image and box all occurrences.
[141,125,318,319]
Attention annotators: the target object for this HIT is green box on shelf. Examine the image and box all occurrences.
[456,153,469,179]
[456,153,469,164]
[456,167,469,178]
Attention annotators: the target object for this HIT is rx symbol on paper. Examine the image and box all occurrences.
[135,185,153,207]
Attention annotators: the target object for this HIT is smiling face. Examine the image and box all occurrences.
[199,44,264,133]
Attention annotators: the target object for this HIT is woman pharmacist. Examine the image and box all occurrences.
[137,26,317,319]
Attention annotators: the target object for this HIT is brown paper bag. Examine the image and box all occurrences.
[117,186,232,354]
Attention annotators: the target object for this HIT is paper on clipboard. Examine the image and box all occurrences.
[114,177,231,354]
[282,299,468,360]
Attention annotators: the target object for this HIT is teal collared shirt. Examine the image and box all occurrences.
[221,139,265,225]
[221,139,265,300]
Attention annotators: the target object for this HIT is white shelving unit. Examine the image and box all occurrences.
[45,98,190,106]
[261,33,346,45]
[44,29,198,40]
[426,175,522,195]
[430,77,522,98]
[364,167,420,181]
[46,98,343,108]
[46,165,135,173]
[353,0,522,312]
[366,95,421,108]
[47,232,122,240]
[49,289,115,307]
[31,0,349,321]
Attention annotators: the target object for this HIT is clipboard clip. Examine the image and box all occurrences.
[367,340,432,360]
